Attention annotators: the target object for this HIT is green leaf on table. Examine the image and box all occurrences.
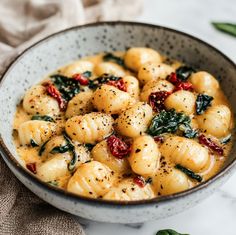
[156,229,190,235]
[212,22,236,37]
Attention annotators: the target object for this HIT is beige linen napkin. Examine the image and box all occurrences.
[0,0,143,234]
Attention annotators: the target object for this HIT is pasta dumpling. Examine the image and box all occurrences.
[160,136,209,172]
[92,84,132,114]
[164,90,196,115]
[124,47,162,71]
[94,62,125,77]
[18,120,56,146]
[197,104,231,138]
[92,140,130,173]
[123,76,140,99]
[116,102,153,138]
[103,178,154,200]
[129,135,160,176]
[190,71,219,96]
[152,168,190,196]
[65,112,114,144]
[23,85,60,115]
[138,62,174,84]
[140,79,175,101]
[61,60,94,77]
[65,91,93,118]
[67,161,114,198]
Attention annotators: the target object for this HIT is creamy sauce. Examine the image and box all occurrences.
[13,50,234,199]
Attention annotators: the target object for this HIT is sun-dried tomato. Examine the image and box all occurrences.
[167,72,179,85]
[45,83,66,111]
[107,79,127,92]
[26,163,37,174]
[72,73,89,85]
[198,134,224,155]
[175,81,193,91]
[167,72,193,91]
[154,136,164,143]
[133,176,145,188]
[107,135,131,159]
[148,91,171,112]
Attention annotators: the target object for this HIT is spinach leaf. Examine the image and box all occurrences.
[50,144,73,154]
[196,94,213,115]
[50,74,80,101]
[175,164,202,182]
[63,134,78,171]
[82,71,92,78]
[30,139,38,147]
[39,140,50,156]
[88,73,121,89]
[176,66,196,81]
[85,143,95,151]
[103,53,125,67]
[212,22,236,37]
[156,229,189,235]
[220,134,231,144]
[31,115,55,122]
[147,109,196,138]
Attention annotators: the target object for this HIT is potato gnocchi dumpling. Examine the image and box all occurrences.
[189,71,219,96]
[124,47,162,71]
[138,62,174,84]
[103,178,155,200]
[18,120,56,146]
[92,140,130,173]
[197,104,231,138]
[65,112,114,144]
[23,85,60,115]
[129,135,160,176]
[140,79,175,101]
[67,161,114,198]
[92,84,132,114]
[94,62,125,77]
[160,136,209,172]
[13,48,233,201]
[61,60,94,77]
[164,90,196,115]
[65,91,93,118]
[116,102,153,138]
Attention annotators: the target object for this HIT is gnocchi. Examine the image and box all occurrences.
[13,48,233,201]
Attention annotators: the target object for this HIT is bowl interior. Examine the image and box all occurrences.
[0,22,236,184]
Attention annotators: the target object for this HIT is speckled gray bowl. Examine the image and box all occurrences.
[0,22,236,223]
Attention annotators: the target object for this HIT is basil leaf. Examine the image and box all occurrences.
[103,53,125,67]
[147,109,196,138]
[47,181,58,186]
[156,229,189,235]
[196,94,213,115]
[50,74,80,101]
[31,115,55,122]
[88,73,121,89]
[30,139,38,147]
[39,140,50,156]
[220,134,231,144]
[176,66,195,81]
[50,144,72,154]
[212,22,236,37]
[175,164,202,182]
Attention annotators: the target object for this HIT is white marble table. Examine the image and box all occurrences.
[84,0,236,234]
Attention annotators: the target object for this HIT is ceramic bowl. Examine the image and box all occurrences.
[0,22,236,223]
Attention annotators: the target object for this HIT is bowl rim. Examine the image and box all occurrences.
[1,21,236,207]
